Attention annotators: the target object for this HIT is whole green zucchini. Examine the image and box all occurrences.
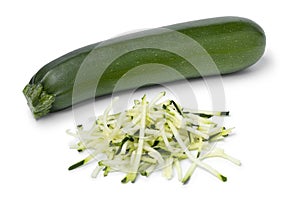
[23,16,266,118]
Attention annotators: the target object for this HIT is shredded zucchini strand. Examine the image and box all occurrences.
[68,92,240,183]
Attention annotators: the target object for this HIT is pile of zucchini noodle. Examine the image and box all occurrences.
[67,92,240,183]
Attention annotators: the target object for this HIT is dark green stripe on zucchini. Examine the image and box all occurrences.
[23,16,266,118]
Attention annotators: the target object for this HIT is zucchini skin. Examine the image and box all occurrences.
[23,16,266,118]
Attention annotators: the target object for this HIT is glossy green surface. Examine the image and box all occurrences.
[25,16,266,118]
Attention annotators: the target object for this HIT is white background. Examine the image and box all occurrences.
[1,0,299,199]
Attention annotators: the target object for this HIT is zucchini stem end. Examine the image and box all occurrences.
[23,83,55,119]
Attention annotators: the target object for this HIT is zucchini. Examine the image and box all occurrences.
[23,16,266,118]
